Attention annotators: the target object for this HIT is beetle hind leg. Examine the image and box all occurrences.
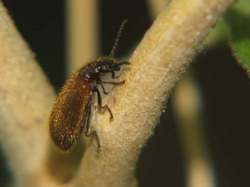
[85,130,101,150]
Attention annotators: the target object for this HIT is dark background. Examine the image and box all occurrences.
[1,1,250,187]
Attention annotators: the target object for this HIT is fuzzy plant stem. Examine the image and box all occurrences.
[0,0,235,186]
[0,1,55,186]
[149,0,216,187]
[73,0,235,187]
[147,0,172,18]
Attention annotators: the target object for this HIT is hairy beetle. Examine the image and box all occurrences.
[49,20,128,151]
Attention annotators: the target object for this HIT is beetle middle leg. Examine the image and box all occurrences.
[92,86,113,120]
[97,79,109,95]
[97,79,125,95]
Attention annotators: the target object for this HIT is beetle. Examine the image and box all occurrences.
[49,20,129,151]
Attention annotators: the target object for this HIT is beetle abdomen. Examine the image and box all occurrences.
[49,72,91,151]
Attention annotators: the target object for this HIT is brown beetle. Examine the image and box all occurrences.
[49,21,129,151]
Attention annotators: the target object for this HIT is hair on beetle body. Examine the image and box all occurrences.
[49,20,129,151]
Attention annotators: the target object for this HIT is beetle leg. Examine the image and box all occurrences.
[99,80,109,95]
[112,71,115,79]
[101,80,125,85]
[118,61,130,66]
[98,79,125,94]
[96,77,109,95]
[83,100,92,135]
[111,61,129,79]
[111,71,119,79]
[85,130,101,150]
[82,98,101,149]
[93,86,113,120]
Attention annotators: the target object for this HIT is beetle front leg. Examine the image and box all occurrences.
[92,86,113,120]
[101,80,125,85]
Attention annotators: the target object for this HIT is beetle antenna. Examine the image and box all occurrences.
[109,20,128,57]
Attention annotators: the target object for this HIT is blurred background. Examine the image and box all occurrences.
[1,0,249,187]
